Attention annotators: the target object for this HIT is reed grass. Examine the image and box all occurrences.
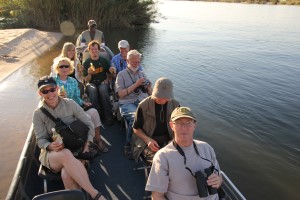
[0,0,158,29]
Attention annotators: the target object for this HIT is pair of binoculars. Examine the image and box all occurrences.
[195,166,218,198]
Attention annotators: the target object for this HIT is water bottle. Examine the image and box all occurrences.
[59,85,67,97]
[51,128,63,144]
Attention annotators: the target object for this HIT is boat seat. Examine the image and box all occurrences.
[82,47,111,64]
[32,189,86,200]
[38,165,61,193]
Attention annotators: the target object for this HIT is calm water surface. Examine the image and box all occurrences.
[1,1,300,199]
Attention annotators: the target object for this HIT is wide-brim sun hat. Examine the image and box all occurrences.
[152,77,174,99]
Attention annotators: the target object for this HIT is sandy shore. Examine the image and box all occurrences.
[0,29,63,82]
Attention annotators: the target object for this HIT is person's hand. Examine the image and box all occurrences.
[103,79,109,84]
[109,66,116,74]
[48,141,64,152]
[77,63,84,72]
[83,102,92,107]
[82,141,90,153]
[88,67,96,75]
[135,77,146,87]
[207,173,222,189]
[58,90,67,98]
[147,139,160,152]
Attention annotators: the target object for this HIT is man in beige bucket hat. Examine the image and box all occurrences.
[132,77,180,162]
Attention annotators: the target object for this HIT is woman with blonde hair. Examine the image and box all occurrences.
[53,57,108,153]
[51,42,84,95]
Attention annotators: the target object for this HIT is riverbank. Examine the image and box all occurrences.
[0,28,63,199]
[0,29,63,82]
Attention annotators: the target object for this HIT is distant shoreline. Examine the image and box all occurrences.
[191,0,300,5]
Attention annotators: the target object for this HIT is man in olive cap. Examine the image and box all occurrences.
[146,106,223,199]
[132,77,180,162]
[76,19,105,47]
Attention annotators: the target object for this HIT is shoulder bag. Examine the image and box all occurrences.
[40,107,89,152]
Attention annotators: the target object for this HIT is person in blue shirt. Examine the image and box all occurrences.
[53,57,108,153]
[111,40,130,74]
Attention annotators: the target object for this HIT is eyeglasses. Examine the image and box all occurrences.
[172,121,195,128]
[59,65,70,69]
[40,87,56,94]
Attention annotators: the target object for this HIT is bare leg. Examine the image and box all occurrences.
[48,149,101,198]
[94,126,108,152]
[95,126,101,141]
[61,167,80,189]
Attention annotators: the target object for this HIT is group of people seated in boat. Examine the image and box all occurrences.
[32,19,223,200]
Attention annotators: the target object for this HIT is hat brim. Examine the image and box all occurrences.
[171,115,196,122]
[38,83,56,91]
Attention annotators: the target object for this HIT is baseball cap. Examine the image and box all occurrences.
[88,20,97,26]
[37,76,57,90]
[118,40,129,49]
[171,107,196,122]
[152,77,174,99]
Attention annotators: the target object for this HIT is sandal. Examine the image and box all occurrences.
[93,192,106,200]
[124,146,134,160]
[89,142,100,155]
[94,139,108,153]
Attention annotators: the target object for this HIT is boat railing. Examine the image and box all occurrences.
[5,124,35,200]
[220,171,247,200]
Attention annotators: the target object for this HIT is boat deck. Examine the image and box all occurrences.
[89,121,147,199]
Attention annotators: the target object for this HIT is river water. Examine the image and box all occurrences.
[1,1,300,199]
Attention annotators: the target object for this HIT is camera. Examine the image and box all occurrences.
[195,166,218,198]
[142,79,151,86]
[141,79,151,93]
[134,80,150,94]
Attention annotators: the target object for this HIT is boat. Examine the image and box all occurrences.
[5,45,246,200]
[6,117,247,200]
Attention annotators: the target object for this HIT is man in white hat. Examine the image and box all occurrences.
[76,19,105,47]
[111,40,130,75]
[110,40,143,96]
[132,77,180,162]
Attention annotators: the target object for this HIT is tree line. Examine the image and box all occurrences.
[0,0,159,29]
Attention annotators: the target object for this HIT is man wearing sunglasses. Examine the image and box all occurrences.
[33,76,106,200]
[76,19,105,47]
[146,107,223,200]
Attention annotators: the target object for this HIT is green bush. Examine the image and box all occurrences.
[0,0,158,29]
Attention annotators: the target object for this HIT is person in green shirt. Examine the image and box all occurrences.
[83,40,114,125]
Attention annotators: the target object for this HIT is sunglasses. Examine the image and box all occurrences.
[40,87,56,94]
[59,65,70,69]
